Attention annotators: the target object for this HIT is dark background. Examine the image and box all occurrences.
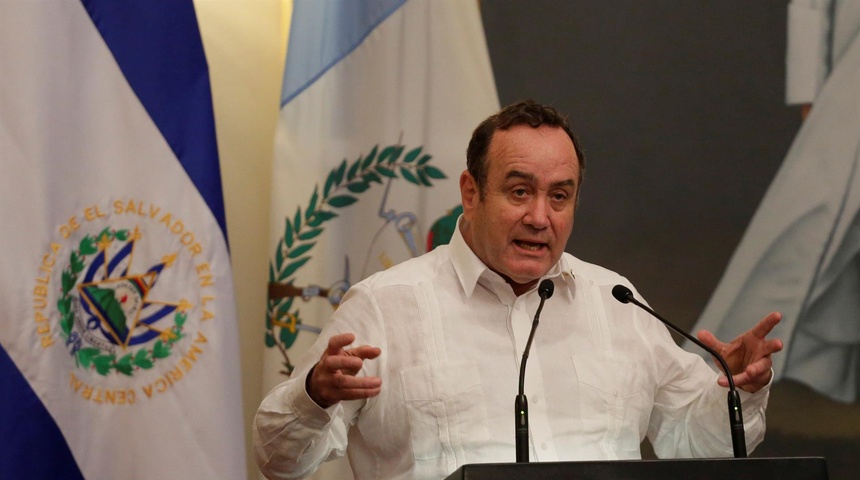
[481,1,858,479]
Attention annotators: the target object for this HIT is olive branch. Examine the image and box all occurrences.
[266,144,445,375]
[59,228,130,340]
[75,313,186,376]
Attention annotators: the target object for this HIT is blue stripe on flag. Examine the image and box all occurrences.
[80,0,228,238]
[0,345,84,479]
[281,0,407,106]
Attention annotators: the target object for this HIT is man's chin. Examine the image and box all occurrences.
[505,267,550,287]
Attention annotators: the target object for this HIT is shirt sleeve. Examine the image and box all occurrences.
[643,318,770,458]
[253,370,351,480]
[786,0,833,104]
[251,284,384,479]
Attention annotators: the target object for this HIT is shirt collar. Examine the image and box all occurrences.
[449,215,575,297]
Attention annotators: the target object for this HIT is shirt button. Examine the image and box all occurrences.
[541,442,548,450]
[532,396,539,404]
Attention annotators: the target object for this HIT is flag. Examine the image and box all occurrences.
[262,0,498,477]
[0,1,246,478]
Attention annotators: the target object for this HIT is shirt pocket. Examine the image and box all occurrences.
[571,353,652,453]
[399,361,490,465]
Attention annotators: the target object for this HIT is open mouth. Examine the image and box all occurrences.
[514,240,547,252]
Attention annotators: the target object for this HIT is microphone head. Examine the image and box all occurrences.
[611,284,633,304]
[538,279,554,299]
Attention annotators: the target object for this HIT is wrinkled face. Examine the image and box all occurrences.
[460,125,580,295]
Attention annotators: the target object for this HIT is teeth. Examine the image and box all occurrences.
[516,241,543,251]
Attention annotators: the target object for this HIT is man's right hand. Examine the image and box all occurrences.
[307,332,382,408]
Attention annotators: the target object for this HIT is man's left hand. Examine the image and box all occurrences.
[697,312,784,393]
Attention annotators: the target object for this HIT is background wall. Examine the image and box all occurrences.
[483,0,798,323]
[482,1,858,478]
[199,1,857,478]
[195,2,285,477]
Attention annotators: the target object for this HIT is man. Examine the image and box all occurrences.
[254,100,783,480]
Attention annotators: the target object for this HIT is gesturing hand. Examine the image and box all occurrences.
[696,312,784,393]
[307,333,382,408]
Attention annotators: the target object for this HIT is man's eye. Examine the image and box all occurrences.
[513,188,527,197]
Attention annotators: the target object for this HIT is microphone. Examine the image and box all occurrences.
[516,278,555,463]
[611,284,747,458]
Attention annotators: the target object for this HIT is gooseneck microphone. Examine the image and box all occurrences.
[515,279,555,463]
[611,284,747,458]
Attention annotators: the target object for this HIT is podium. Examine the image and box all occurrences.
[444,457,828,480]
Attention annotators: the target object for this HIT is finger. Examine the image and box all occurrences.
[716,364,760,388]
[321,354,366,372]
[696,329,722,351]
[718,370,751,388]
[731,357,773,387]
[763,337,784,355]
[346,345,382,360]
[314,377,382,406]
[745,356,773,379]
[730,369,752,387]
[717,375,731,388]
[748,366,774,387]
[328,374,382,390]
[326,333,357,354]
[749,312,782,338]
[324,386,382,402]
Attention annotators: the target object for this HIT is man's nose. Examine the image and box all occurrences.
[523,197,551,229]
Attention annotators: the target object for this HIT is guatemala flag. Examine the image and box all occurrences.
[260,1,498,478]
[0,1,246,478]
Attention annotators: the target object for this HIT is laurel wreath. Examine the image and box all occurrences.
[58,228,185,376]
[266,144,445,374]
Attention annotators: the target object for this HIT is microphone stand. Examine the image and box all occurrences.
[515,279,554,463]
[611,285,747,458]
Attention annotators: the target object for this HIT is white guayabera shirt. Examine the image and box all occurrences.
[254,223,769,480]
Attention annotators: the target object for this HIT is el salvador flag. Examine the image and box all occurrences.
[0,1,245,478]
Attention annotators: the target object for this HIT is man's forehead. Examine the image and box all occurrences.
[489,127,578,160]
[502,168,578,188]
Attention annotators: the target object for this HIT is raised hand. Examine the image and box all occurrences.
[697,312,784,393]
[307,332,382,408]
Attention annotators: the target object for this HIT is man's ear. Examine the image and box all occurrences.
[460,170,479,216]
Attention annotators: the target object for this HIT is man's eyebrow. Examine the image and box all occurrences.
[505,170,537,182]
[505,170,576,189]
[551,179,577,189]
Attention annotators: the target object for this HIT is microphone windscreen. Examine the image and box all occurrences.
[611,284,632,304]
[538,279,555,299]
